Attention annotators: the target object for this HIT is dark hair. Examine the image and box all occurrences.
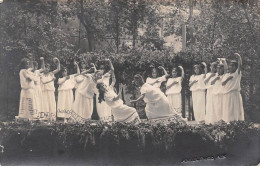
[45,63,51,68]
[20,58,29,69]
[171,67,180,77]
[33,61,38,67]
[193,64,202,75]
[96,83,105,103]
[230,61,238,70]
[150,67,158,77]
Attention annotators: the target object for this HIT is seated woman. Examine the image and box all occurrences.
[96,73,140,124]
[130,74,173,121]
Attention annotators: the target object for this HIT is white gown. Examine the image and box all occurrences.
[141,83,172,120]
[34,70,43,114]
[18,69,37,119]
[211,75,224,123]
[72,74,95,120]
[104,86,140,124]
[190,74,206,122]
[166,77,182,114]
[204,73,217,124]
[57,75,75,118]
[222,70,244,123]
[41,72,56,120]
[96,72,112,122]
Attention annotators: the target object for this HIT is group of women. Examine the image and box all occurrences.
[18,52,244,124]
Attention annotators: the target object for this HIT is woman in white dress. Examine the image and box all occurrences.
[221,53,244,123]
[72,65,96,120]
[32,58,45,117]
[95,60,114,122]
[204,62,218,124]
[130,74,173,120]
[166,66,184,115]
[41,58,60,120]
[210,60,227,123]
[18,58,37,120]
[96,75,141,124]
[57,61,79,122]
[146,67,167,90]
[189,63,207,123]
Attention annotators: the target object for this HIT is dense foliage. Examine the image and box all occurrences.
[0,120,259,165]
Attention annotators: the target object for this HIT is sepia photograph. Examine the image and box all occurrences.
[0,0,259,166]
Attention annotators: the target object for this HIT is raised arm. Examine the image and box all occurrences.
[202,62,207,77]
[234,53,242,74]
[178,66,185,80]
[52,57,61,75]
[111,71,116,87]
[222,59,228,74]
[105,59,114,73]
[38,57,45,73]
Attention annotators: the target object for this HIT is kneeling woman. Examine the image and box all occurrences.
[96,81,140,124]
[130,74,173,120]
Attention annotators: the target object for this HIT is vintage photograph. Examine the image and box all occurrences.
[0,0,259,166]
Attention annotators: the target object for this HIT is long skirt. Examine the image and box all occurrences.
[72,91,93,119]
[34,85,43,113]
[18,89,37,119]
[212,94,224,122]
[57,90,74,118]
[145,96,172,120]
[112,104,140,124]
[205,89,215,124]
[42,90,56,120]
[96,95,112,122]
[167,93,182,114]
[222,91,244,123]
[192,90,206,122]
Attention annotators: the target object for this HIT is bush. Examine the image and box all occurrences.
[0,120,259,165]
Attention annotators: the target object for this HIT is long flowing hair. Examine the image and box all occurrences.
[96,82,105,103]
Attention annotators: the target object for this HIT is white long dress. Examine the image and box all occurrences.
[190,74,206,122]
[140,83,172,120]
[72,74,96,119]
[211,75,224,123]
[222,70,244,123]
[34,70,43,114]
[146,75,167,89]
[57,75,75,118]
[104,86,140,124]
[18,69,37,119]
[96,72,112,121]
[166,77,182,114]
[204,73,217,124]
[41,72,56,120]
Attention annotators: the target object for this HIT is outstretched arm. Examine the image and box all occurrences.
[204,73,215,84]
[222,76,233,86]
[105,59,114,73]
[130,94,145,103]
[158,66,169,79]
[166,81,179,90]
[52,57,61,75]
[210,76,220,85]
[189,80,198,88]
[234,53,242,74]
